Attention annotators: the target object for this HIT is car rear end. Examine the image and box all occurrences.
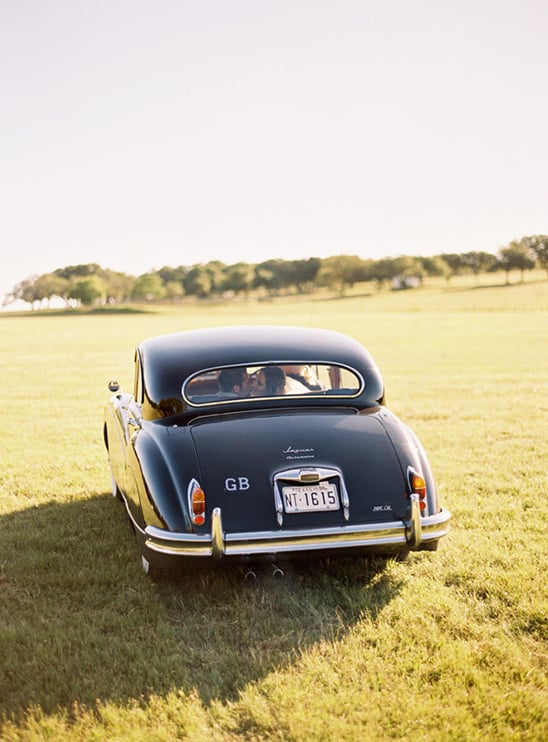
[142,408,450,569]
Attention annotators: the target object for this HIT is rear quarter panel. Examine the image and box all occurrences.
[376,408,440,515]
[129,422,200,531]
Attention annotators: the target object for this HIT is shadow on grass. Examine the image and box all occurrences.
[0,305,151,318]
[0,495,402,723]
[443,276,548,293]
[321,291,376,301]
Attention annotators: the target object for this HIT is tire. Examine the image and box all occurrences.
[421,541,439,552]
[141,555,161,579]
[140,554,174,581]
[393,549,410,562]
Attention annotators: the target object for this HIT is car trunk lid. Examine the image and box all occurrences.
[189,409,408,532]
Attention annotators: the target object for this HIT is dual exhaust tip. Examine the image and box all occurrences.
[244,564,284,580]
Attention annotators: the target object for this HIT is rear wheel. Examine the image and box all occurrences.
[420,541,439,552]
[140,554,177,581]
[141,555,163,580]
[376,549,410,563]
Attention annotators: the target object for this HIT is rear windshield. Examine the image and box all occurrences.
[183,363,363,405]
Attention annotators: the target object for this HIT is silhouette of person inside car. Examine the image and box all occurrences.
[282,364,324,391]
[217,368,250,398]
[250,366,286,396]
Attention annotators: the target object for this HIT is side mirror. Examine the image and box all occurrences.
[108,380,120,393]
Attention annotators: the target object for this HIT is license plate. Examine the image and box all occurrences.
[282,482,340,513]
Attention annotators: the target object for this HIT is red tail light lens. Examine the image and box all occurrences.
[188,479,206,526]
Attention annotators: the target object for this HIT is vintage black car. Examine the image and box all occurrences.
[103,326,450,576]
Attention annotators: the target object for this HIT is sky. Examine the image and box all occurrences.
[1,0,547,304]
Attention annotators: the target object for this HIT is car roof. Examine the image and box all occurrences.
[137,325,385,416]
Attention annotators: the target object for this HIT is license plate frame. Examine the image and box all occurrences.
[282,482,340,514]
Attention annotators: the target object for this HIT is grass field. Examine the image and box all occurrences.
[1,273,547,740]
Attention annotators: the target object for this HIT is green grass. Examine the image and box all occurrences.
[1,273,547,740]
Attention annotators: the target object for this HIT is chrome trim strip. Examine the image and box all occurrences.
[144,526,214,556]
[211,507,224,559]
[144,508,450,558]
[405,493,422,548]
[273,487,284,527]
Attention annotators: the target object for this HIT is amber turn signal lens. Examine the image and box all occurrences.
[407,467,427,500]
[192,489,205,514]
[411,473,426,498]
[188,480,206,525]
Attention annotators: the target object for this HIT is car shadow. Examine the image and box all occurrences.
[443,277,546,292]
[0,494,403,722]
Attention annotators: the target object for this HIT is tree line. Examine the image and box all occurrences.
[5,235,547,309]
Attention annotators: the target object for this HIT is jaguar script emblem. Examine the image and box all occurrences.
[283,445,315,460]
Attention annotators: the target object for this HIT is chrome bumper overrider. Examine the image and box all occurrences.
[144,503,451,559]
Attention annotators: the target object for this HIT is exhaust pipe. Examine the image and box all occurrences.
[242,565,284,580]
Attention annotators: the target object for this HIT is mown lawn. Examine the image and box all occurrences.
[1,274,547,740]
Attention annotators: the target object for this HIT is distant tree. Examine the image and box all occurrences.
[419,255,451,279]
[164,280,185,301]
[393,255,424,279]
[524,235,548,276]
[54,263,102,281]
[370,257,401,287]
[101,269,136,303]
[131,273,167,301]
[221,262,254,296]
[498,241,535,283]
[35,273,71,305]
[253,259,305,294]
[252,257,322,295]
[183,265,213,298]
[52,263,139,304]
[11,276,40,307]
[438,253,465,282]
[369,256,423,288]
[203,261,227,295]
[67,276,106,306]
[460,251,498,281]
[318,255,371,294]
[10,273,70,307]
[253,260,284,294]
[157,265,187,285]
[286,258,322,293]
[153,266,186,301]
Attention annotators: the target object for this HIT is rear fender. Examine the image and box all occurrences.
[130,427,195,531]
[377,411,440,515]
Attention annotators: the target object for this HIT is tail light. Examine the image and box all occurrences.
[188,479,206,526]
[407,467,427,512]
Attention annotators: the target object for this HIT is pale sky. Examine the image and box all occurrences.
[1,0,547,303]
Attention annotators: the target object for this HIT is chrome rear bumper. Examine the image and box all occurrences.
[144,504,450,559]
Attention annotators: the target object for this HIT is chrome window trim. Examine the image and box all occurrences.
[181,361,365,407]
